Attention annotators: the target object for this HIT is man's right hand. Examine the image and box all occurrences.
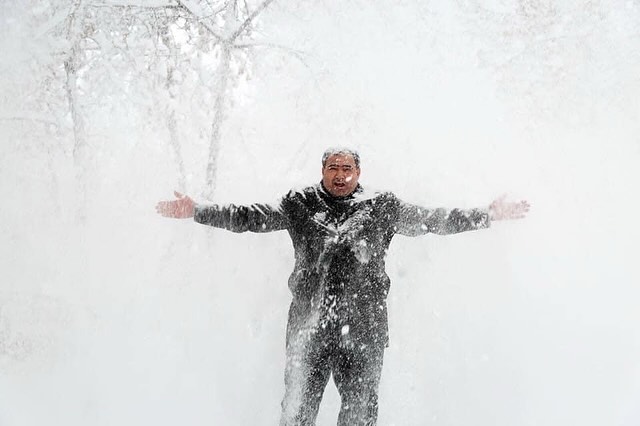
[488,195,530,221]
[156,191,195,218]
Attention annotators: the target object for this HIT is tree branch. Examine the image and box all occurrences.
[234,41,309,68]
[175,0,225,43]
[0,116,59,127]
[229,0,276,43]
[87,1,179,8]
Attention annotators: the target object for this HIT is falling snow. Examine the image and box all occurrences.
[1,2,640,426]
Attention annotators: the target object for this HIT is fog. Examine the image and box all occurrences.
[1,1,639,425]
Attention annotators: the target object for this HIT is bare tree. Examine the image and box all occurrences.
[173,0,277,199]
[63,0,92,219]
[159,20,187,190]
[6,0,286,214]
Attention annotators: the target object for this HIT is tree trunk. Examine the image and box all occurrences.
[64,0,88,221]
[64,42,89,222]
[204,43,232,201]
[162,28,186,191]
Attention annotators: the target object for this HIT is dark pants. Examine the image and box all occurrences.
[280,321,385,426]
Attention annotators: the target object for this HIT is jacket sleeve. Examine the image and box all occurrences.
[394,198,491,237]
[193,201,288,233]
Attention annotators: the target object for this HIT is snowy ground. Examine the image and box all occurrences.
[2,2,640,425]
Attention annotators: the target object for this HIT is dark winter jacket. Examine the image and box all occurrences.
[194,184,490,347]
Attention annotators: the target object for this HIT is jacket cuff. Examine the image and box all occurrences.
[193,204,207,224]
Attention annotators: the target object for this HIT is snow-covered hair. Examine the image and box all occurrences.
[321,147,361,168]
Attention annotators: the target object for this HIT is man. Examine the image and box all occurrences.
[156,148,530,426]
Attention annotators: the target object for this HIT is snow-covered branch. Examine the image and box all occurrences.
[229,0,276,42]
[175,0,225,42]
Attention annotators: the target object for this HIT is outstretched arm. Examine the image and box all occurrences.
[156,191,288,233]
[395,201,491,236]
[393,195,530,237]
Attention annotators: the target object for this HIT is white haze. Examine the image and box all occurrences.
[2,1,640,425]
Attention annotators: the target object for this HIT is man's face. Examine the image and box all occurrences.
[321,153,361,197]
